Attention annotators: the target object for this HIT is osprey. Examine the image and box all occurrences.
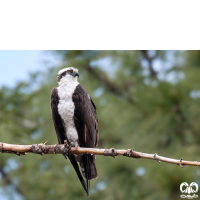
[50,67,98,196]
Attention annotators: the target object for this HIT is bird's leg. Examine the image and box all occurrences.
[71,142,78,155]
[68,140,79,155]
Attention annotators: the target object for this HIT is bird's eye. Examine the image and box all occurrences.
[67,70,73,73]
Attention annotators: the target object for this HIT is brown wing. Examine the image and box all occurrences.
[50,87,89,195]
[72,84,98,148]
[50,87,66,144]
[72,84,98,180]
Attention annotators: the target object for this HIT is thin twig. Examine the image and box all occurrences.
[1,142,200,167]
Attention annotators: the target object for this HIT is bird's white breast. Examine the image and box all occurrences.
[57,75,79,143]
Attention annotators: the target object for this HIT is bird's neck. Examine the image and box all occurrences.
[58,76,79,88]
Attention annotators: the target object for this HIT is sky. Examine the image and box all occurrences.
[0,50,61,200]
[0,50,183,90]
[0,51,61,88]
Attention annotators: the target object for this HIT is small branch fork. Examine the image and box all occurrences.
[1,142,200,167]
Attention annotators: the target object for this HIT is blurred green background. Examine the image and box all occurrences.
[0,50,200,200]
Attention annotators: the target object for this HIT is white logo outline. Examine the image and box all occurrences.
[180,182,198,199]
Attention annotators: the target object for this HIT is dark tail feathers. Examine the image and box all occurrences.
[80,154,98,180]
[64,154,89,196]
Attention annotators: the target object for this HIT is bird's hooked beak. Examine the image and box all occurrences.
[71,72,79,77]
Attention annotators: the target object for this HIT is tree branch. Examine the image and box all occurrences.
[0,167,24,195]
[85,65,136,105]
[1,142,200,167]
[141,50,158,78]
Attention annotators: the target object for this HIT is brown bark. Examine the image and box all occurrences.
[1,142,199,167]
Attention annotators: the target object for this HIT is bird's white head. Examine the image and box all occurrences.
[57,67,79,85]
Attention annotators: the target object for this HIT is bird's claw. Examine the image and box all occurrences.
[68,142,78,155]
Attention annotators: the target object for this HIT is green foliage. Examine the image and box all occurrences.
[1,50,200,200]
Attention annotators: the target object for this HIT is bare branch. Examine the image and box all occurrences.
[85,65,136,105]
[141,50,157,78]
[1,142,200,167]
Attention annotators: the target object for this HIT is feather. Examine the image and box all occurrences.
[51,87,89,195]
[72,84,98,182]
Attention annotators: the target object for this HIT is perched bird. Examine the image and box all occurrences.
[50,67,98,195]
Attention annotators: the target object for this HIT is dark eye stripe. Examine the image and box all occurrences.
[61,71,67,76]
